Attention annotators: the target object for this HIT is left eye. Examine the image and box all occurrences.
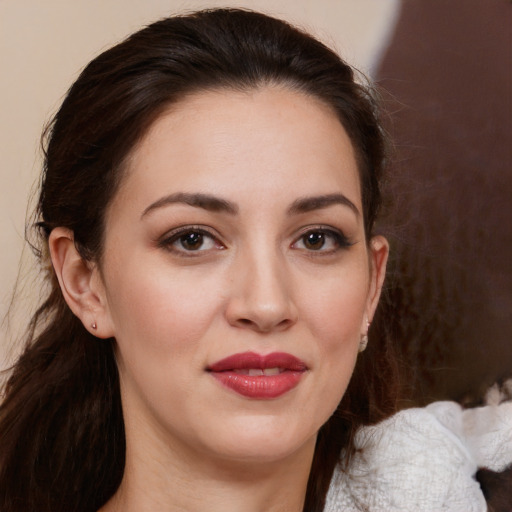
[292,229,350,252]
[161,228,221,253]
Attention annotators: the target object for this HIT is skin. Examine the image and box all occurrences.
[50,86,388,512]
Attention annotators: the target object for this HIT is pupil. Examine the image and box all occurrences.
[305,232,324,250]
[181,232,203,250]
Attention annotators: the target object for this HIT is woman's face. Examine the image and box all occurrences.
[95,87,388,466]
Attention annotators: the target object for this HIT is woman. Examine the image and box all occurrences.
[0,8,398,511]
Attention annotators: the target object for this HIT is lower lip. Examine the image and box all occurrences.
[210,371,304,399]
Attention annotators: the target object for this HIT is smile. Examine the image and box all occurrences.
[232,368,282,376]
[207,351,307,399]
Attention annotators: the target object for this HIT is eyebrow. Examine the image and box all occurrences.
[141,191,359,219]
[141,192,238,218]
[287,193,360,216]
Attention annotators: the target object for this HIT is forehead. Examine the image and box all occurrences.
[114,86,362,214]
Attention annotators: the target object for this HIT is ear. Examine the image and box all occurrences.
[363,235,389,330]
[49,227,114,339]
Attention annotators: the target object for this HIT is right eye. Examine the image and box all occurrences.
[291,226,352,254]
[159,227,224,255]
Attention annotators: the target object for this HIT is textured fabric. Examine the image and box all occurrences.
[324,400,512,511]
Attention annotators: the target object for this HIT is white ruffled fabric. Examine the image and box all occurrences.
[325,400,512,511]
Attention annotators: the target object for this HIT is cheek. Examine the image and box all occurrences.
[302,265,370,347]
[104,263,227,428]
[310,291,362,382]
[105,260,225,359]
[298,264,369,407]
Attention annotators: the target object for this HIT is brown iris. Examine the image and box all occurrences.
[180,232,204,250]
[303,232,325,250]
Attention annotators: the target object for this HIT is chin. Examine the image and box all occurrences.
[197,415,317,464]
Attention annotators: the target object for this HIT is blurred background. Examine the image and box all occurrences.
[1,0,511,405]
[375,0,512,405]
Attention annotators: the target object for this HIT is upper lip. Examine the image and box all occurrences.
[207,351,307,372]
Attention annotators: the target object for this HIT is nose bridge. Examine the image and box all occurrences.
[226,237,297,332]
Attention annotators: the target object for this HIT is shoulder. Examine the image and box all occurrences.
[324,400,512,512]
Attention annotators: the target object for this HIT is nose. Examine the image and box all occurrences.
[225,248,298,334]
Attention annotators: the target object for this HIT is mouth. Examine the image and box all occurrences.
[207,351,307,399]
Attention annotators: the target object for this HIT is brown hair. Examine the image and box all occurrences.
[0,9,399,511]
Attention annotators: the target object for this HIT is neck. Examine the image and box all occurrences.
[100,422,315,512]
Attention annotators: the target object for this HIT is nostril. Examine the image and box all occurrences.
[225,289,299,333]
[234,316,294,333]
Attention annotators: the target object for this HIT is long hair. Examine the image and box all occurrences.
[0,9,399,511]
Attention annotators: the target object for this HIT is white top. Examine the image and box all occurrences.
[325,399,512,511]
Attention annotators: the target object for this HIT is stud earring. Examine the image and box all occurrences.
[91,322,97,330]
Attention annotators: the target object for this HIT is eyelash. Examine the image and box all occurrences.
[292,226,353,254]
[158,225,352,256]
[158,226,225,256]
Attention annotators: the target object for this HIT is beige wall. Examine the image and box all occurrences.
[0,0,399,365]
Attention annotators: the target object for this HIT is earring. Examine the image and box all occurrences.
[359,333,368,352]
[91,322,97,330]
[359,319,370,353]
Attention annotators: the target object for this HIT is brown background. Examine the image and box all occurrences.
[376,0,512,404]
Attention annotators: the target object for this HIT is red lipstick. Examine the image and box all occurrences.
[207,351,307,399]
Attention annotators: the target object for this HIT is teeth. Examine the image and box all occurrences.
[233,368,282,376]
